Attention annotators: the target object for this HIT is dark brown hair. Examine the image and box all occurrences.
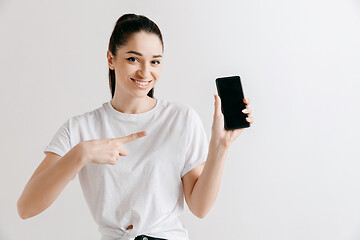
[108,13,164,99]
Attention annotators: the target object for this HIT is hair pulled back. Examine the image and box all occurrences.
[108,13,164,99]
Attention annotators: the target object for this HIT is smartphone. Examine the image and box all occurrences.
[215,75,250,130]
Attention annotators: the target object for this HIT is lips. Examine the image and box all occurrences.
[130,78,153,89]
[131,78,152,83]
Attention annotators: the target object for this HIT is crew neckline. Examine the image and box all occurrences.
[104,98,162,120]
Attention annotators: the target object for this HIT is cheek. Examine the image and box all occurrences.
[153,67,161,78]
[122,63,136,71]
[116,64,136,78]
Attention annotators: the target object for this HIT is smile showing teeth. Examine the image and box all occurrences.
[131,78,151,87]
[135,80,149,86]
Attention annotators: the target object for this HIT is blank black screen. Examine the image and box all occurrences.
[215,76,250,130]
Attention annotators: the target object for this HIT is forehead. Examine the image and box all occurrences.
[119,31,163,56]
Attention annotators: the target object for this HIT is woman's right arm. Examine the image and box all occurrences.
[17,130,146,220]
[17,143,87,220]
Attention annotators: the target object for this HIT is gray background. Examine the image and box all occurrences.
[1,0,360,239]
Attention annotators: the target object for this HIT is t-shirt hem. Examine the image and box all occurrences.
[180,153,207,178]
[43,146,66,157]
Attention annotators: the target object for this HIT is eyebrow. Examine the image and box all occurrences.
[126,51,162,58]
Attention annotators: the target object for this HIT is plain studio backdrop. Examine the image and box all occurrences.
[1,0,359,239]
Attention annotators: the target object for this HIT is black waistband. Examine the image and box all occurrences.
[134,234,168,240]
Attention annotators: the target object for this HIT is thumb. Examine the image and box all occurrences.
[118,131,147,144]
[214,94,222,118]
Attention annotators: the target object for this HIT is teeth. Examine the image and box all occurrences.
[132,79,150,86]
[135,81,149,86]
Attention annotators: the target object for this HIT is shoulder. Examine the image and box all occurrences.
[159,99,205,134]
[66,103,105,127]
[160,98,198,118]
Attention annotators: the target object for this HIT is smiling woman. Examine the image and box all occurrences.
[107,29,163,114]
[17,12,253,240]
[106,14,164,115]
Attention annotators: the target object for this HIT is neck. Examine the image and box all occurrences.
[110,94,156,114]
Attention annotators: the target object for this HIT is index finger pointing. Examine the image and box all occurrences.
[118,131,147,144]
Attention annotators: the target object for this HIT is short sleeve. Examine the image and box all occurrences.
[180,107,209,178]
[44,118,72,157]
[43,118,77,181]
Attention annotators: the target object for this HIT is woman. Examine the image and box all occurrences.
[17,13,254,240]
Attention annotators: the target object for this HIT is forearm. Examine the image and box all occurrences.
[17,149,86,219]
[189,137,229,218]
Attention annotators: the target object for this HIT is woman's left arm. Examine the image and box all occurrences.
[184,94,254,218]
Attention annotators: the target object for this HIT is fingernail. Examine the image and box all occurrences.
[242,109,246,113]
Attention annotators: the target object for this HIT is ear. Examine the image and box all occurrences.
[107,51,115,70]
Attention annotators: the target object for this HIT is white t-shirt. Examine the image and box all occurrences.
[43,98,209,240]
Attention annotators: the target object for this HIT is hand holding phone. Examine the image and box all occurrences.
[215,75,250,130]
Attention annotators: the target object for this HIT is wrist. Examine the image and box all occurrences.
[71,143,89,167]
[210,137,230,153]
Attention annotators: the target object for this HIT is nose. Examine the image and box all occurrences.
[137,64,151,79]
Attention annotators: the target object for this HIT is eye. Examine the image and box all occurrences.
[152,60,160,65]
[127,57,137,62]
